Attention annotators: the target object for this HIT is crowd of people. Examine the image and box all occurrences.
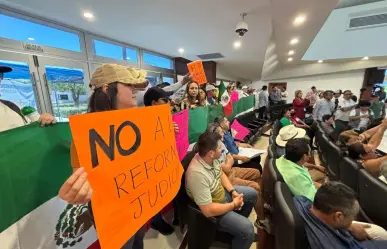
[2,62,387,249]
[268,83,387,248]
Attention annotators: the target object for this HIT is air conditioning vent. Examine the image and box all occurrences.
[349,13,387,28]
[197,53,224,60]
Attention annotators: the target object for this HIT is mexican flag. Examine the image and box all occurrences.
[218,81,233,116]
[0,123,99,249]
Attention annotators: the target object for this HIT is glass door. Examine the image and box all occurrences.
[0,51,44,113]
[36,57,90,121]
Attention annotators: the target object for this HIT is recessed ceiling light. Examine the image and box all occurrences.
[233,41,241,49]
[178,48,185,54]
[290,38,299,45]
[362,56,369,60]
[83,12,94,19]
[288,57,293,62]
[126,57,131,60]
[288,50,295,56]
[294,15,306,26]
[318,60,323,63]
[27,37,35,41]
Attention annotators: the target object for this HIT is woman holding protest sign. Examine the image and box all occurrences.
[58,64,150,249]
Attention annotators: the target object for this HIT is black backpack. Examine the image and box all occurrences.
[0,99,28,124]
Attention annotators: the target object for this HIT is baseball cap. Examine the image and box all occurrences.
[143,87,173,106]
[89,64,148,90]
[0,66,12,73]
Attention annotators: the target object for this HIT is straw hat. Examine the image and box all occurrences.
[276,125,306,147]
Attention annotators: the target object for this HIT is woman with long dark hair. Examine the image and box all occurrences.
[58,64,149,249]
[180,81,199,109]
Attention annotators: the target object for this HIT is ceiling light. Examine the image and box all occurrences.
[318,60,323,63]
[288,50,295,56]
[233,41,241,49]
[294,15,306,26]
[178,48,185,54]
[362,56,369,60]
[126,57,131,60]
[288,57,293,62]
[83,12,94,19]
[290,38,299,45]
[27,37,35,41]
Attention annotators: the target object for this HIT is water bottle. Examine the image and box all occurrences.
[21,106,40,122]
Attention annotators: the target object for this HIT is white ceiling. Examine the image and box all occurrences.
[0,0,339,81]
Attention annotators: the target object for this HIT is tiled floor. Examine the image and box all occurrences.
[142,135,271,249]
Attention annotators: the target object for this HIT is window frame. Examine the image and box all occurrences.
[141,50,175,74]
[0,9,86,60]
[85,34,140,68]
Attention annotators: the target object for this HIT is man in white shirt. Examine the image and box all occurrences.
[0,66,56,132]
[334,90,358,134]
[349,100,374,132]
[280,87,288,104]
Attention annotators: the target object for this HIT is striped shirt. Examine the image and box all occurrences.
[185,154,225,205]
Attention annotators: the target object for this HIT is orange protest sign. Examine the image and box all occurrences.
[187,60,207,85]
[69,105,184,249]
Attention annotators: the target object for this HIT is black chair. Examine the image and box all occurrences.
[267,143,275,159]
[325,141,341,181]
[318,134,330,167]
[269,135,275,145]
[174,152,232,248]
[262,158,284,208]
[272,120,281,136]
[273,182,309,249]
[339,157,361,193]
[358,169,387,229]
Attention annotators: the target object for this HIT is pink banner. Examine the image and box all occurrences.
[231,120,250,140]
[172,109,189,160]
[231,91,239,103]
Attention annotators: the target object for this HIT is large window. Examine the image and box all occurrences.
[0,14,81,52]
[143,52,173,69]
[93,39,138,63]
[94,40,123,60]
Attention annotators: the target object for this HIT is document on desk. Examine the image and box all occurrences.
[238,148,266,159]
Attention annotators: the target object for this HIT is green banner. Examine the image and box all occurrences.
[188,95,255,143]
[0,123,73,232]
[228,95,255,120]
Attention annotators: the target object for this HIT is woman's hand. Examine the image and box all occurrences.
[173,122,179,133]
[39,113,57,127]
[58,167,93,205]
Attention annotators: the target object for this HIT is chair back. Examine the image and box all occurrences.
[318,134,330,166]
[174,151,196,228]
[325,141,341,181]
[262,158,281,207]
[358,169,387,229]
[273,182,309,249]
[339,157,361,193]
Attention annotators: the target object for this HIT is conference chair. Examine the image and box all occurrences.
[273,182,309,249]
[318,134,330,167]
[325,141,341,181]
[174,152,232,249]
[269,135,275,145]
[267,143,275,159]
[358,169,387,229]
[262,158,283,208]
[272,120,281,136]
[339,157,361,193]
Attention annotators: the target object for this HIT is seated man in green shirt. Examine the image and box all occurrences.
[276,138,319,201]
[276,138,387,240]
[185,131,258,249]
[280,108,292,127]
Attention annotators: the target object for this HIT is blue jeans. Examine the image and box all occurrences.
[216,186,257,249]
